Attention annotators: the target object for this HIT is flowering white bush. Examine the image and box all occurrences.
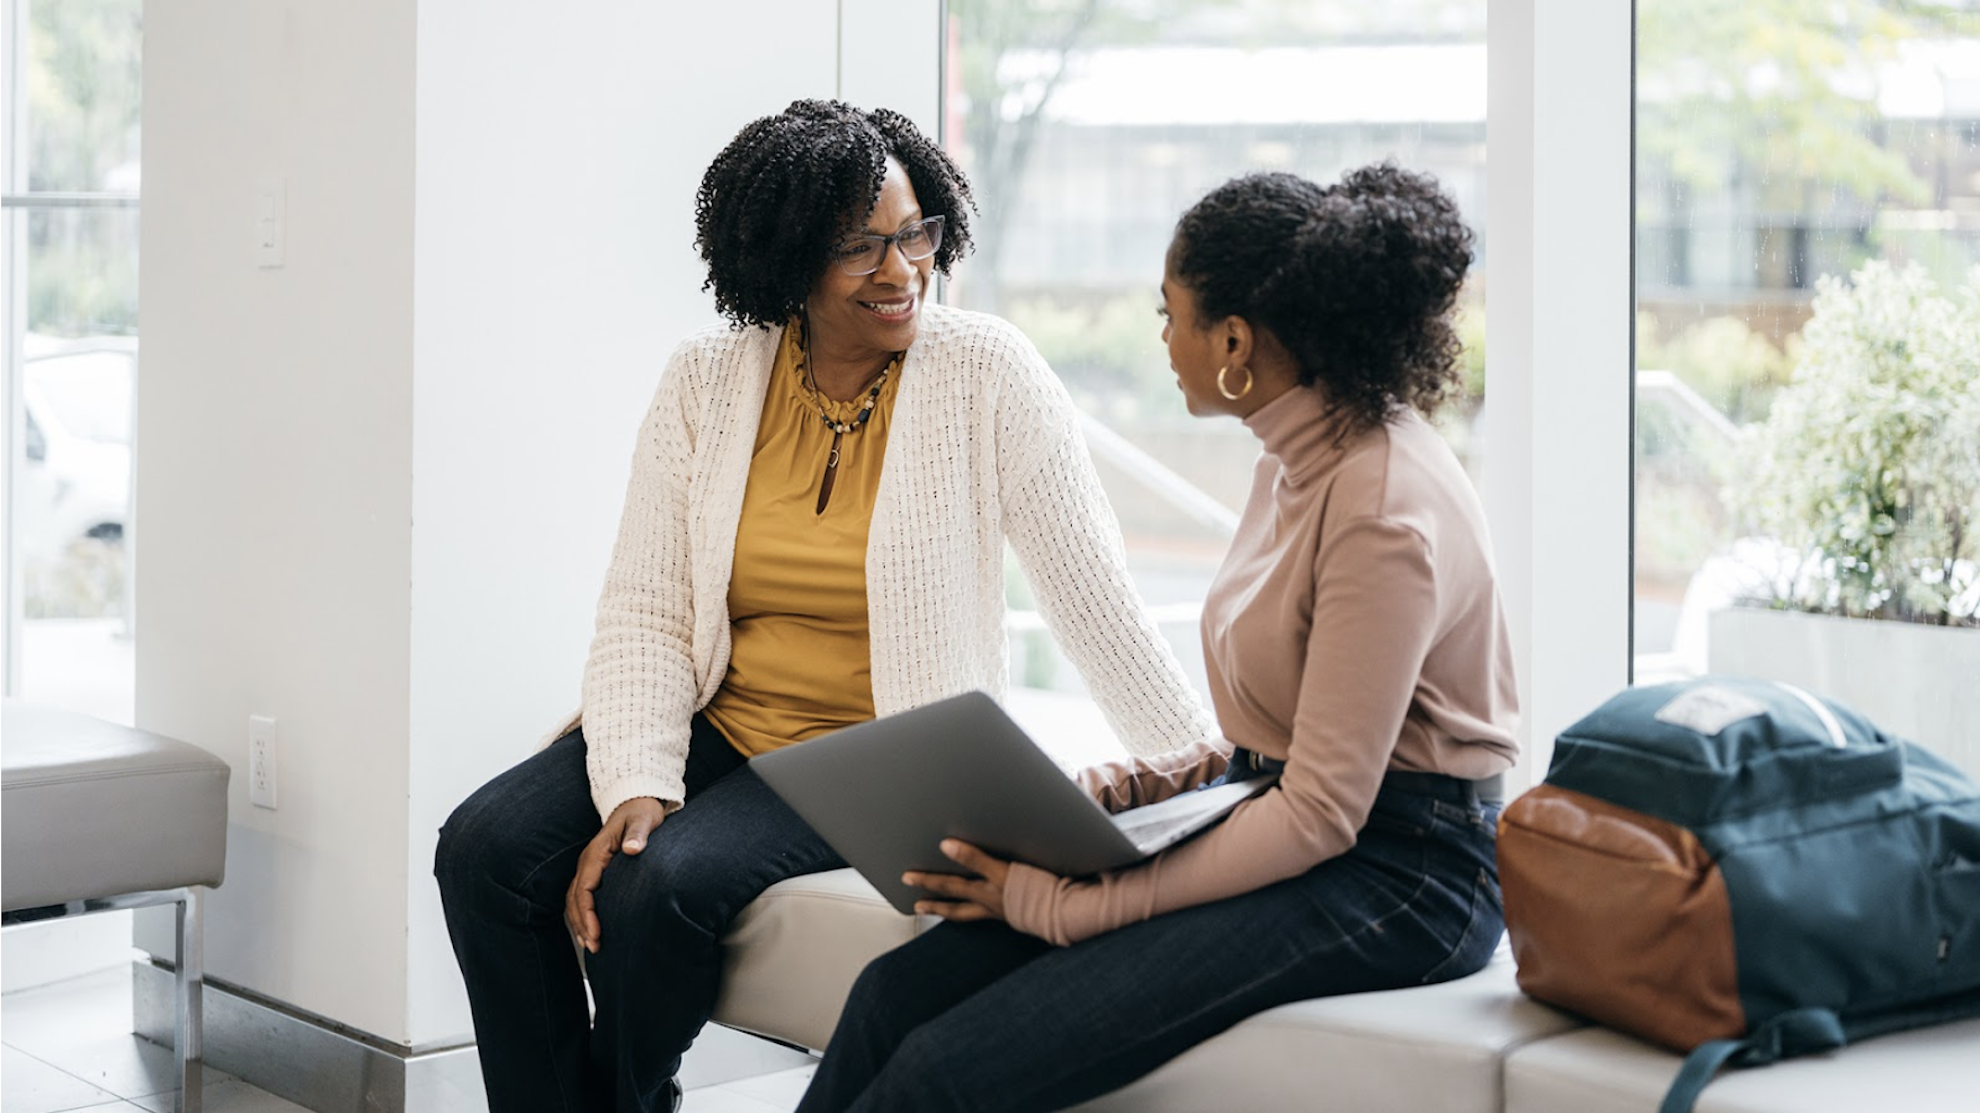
[1728,261,1980,625]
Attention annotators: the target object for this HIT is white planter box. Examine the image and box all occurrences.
[1707,607,1980,780]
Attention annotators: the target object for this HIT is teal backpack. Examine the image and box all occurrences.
[1498,676,1980,1113]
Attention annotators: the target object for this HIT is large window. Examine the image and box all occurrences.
[1633,1,1980,681]
[3,0,141,721]
[945,0,1489,705]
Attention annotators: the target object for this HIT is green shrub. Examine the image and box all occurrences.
[1728,262,1980,624]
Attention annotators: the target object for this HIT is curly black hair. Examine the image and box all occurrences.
[693,99,976,330]
[1170,164,1473,433]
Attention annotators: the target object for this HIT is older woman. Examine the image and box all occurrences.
[797,164,1520,1112]
[433,99,1213,1113]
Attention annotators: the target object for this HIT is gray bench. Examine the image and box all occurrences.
[2,700,230,1113]
[710,869,1980,1110]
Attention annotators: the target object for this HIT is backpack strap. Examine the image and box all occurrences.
[1660,984,1980,1112]
[1658,1008,1846,1113]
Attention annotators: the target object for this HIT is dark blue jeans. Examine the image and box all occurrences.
[797,772,1503,1113]
[434,717,844,1113]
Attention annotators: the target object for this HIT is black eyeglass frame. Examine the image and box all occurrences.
[830,215,946,277]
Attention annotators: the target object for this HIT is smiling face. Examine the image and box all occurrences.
[804,158,932,381]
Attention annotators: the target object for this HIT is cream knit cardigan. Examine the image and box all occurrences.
[572,303,1216,820]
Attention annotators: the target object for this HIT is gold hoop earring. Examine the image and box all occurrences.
[1217,364,1254,401]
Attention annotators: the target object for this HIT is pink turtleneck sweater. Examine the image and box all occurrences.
[1004,385,1520,946]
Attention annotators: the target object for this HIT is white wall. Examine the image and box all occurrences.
[141,0,939,1051]
[840,0,943,140]
[138,0,418,1041]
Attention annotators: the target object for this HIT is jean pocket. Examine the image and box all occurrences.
[1363,805,1432,840]
[1417,866,1499,985]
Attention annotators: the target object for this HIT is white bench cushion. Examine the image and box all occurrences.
[2,701,230,911]
[713,869,926,1051]
[1072,954,1582,1113]
[1503,1019,1980,1113]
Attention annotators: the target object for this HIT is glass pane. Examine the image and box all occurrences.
[7,0,143,721]
[946,1,1488,702]
[1634,3,1980,680]
[17,209,139,720]
[23,0,144,193]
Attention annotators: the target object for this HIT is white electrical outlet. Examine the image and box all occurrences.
[249,714,279,810]
[254,175,285,268]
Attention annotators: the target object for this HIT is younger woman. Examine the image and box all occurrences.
[798,164,1520,1112]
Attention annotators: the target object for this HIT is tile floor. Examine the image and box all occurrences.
[0,962,815,1113]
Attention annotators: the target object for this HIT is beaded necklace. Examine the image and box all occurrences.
[796,319,901,514]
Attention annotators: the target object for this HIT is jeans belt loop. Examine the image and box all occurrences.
[1232,747,1286,776]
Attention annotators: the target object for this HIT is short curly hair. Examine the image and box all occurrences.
[693,99,976,329]
[1170,164,1473,433]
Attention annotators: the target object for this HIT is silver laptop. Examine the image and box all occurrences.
[750,690,1276,914]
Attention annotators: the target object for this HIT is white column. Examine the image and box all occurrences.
[1485,0,1635,784]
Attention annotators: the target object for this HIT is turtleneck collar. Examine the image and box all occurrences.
[1240,385,1359,484]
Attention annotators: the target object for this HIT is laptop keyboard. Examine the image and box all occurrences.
[1113,804,1221,852]
[1108,776,1279,853]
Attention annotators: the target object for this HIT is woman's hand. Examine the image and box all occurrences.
[565,796,667,953]
[905,840,1017,923]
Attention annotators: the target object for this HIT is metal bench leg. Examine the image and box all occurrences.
[175,887,205,1113]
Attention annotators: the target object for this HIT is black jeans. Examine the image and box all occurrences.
[798,772,1504,1113]
[434,717,844,1113]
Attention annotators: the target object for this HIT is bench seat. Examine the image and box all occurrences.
[710,865,1980,1112]
[1071,954,1580,1113]
[1502,1019,1980,1113]
[2,701,228,912]
[2,700,230,1113]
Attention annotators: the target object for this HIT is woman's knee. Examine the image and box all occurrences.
[589,845,717,941]
[437,732,592,885]
[434,780,530,897]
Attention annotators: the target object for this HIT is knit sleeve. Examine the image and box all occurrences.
[990,325,1218,758]
[579,338,710,822]
[1076,738,1230,812]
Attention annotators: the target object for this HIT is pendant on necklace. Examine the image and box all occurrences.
[817,430,846,515]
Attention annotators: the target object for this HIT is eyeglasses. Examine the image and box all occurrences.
[830,216,945,277]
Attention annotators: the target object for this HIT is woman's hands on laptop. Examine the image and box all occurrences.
[565,796,667,953]
[1076,738,1233,813]
[906,840,1026,923]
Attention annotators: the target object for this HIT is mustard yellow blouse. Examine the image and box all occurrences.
[702,322,903,758]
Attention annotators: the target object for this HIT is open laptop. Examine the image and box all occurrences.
[750,690,1276,914]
